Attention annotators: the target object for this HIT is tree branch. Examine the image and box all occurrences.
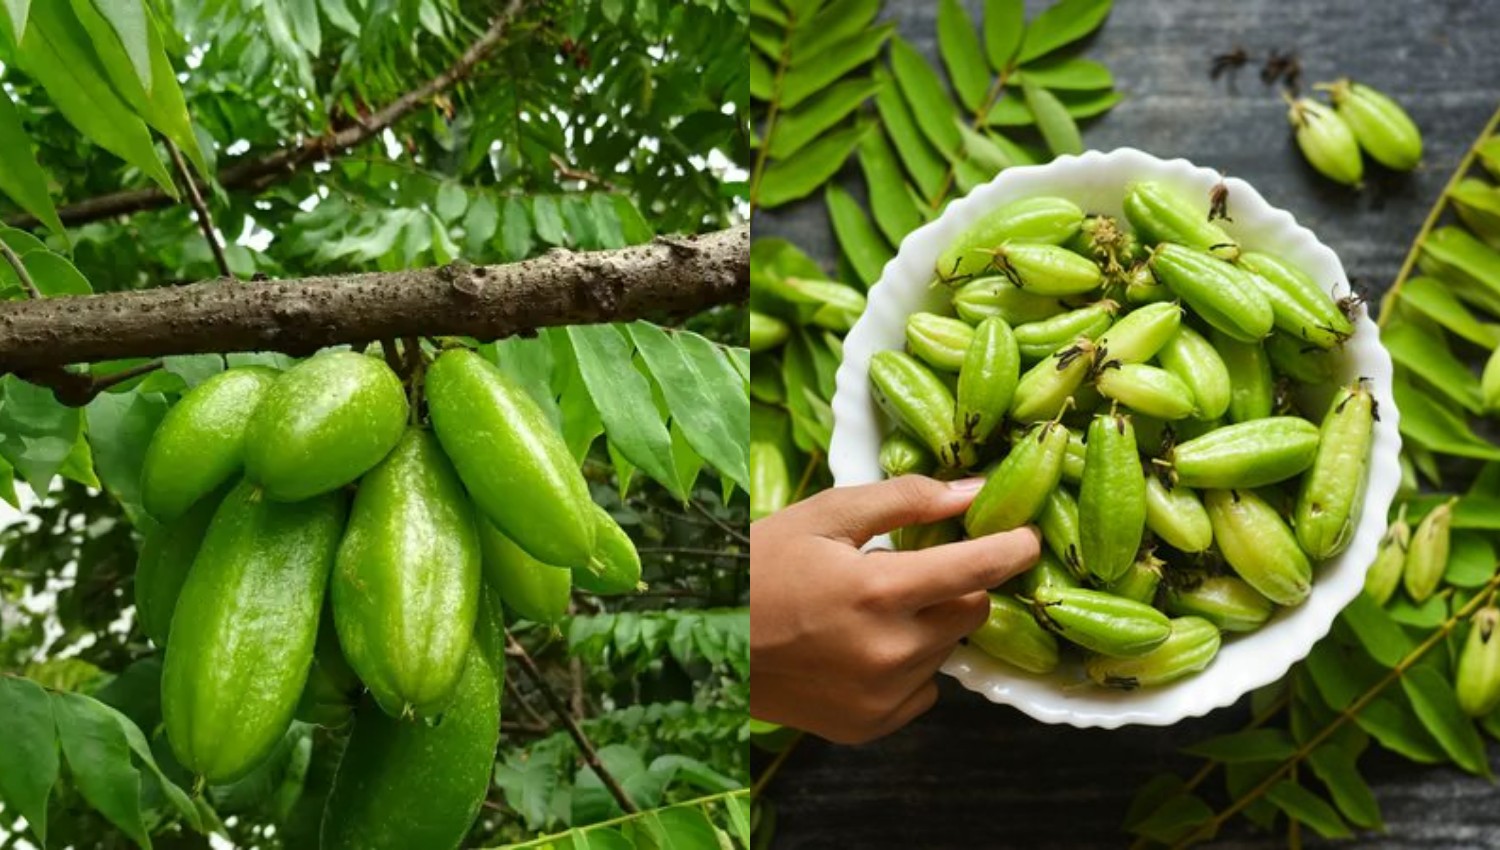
[4,0,529,230]
[506,631,639,814]
[167,140,234,280]
[0,225,747,379]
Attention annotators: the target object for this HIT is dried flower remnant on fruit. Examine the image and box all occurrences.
[1262,49,1301,92]
[1208,179,1232,223]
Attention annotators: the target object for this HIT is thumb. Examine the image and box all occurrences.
[793,475,984,546]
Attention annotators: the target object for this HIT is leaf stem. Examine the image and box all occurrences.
[505,630,640,814]
[1126,687,1291,850]
[924,63,1015,213]
[167,140,234,280]
[749,12,797,209]
[0,239,41,300]
[1378,101,1500,328]
[503,790,749,848]
[751,730,806,799]
[1172,573,1500,847]
[790,450,822,502]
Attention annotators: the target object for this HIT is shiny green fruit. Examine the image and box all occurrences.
[320,593,503,850]
[477,519,572,624]
[244,352,408,501]
[162,480,347,783]
[427,349,595,566]
[141,367,278,521]
[134,485,231,647]
[575,504,643,595]
[333,429,480,719]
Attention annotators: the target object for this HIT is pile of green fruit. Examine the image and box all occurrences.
[133,346,641,848]
[869,182,1377,690]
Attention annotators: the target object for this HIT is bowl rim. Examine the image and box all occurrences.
[827,147,1402,728]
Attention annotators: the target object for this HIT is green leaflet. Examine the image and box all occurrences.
[937,0,988,112]
[1398,276,1500,347]
[1017,0,1113,63]
[982,0,1024,70]
[0,89,65,237]
[1401,665,1492,777]
[858,128,925,245]
[1022,78,1082,155]
[782,25,890,110]
[1393,373,1500,460]
[825,183,891,286]
[630,323,751,492]
[1383,322,1483,413]
[1265,781,1352,839]
[1307,744,1383,830]
[0,676,57,847]
[889,36,964,156]
[566,325,684,500]
[757,124,868,209]
[768,77,882,160]
[1013,56,1115,90]
[987,88,1123,126]
[17,1,176,194]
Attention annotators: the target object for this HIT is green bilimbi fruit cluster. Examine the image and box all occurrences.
[871,183,1378,690]
[136,346,641,849]
[1287,78,1423,187]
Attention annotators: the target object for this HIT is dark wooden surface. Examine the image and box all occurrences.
[753,1,1500,847]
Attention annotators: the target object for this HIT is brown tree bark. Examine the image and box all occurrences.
[0,225,747,374]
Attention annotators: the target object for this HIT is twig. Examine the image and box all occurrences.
[0,239,42,299]
[166,140,233,280]
[924,60,1017,213]
[1127,687,1292,850]
[636,546,748,559]
[504,675,551,730]
[790,451,822,502]
[1378,101,1500,327]
[549,152,617,191]
[1172,572,1500,847]
[505,630,639,814]
[4,0,531,230]
[21,359,165,407]
[503,791,748,849]
[751,731,805,799]
[748,6,796,208]
[0,225,747,373]
[688,497,750,544]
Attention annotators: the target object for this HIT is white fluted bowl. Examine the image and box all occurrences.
[828,148,1401,728]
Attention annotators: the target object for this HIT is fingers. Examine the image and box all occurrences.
[872,678,939,739]
[915,589,992,645]
[871,525,1043,610]
[787,475,985,546]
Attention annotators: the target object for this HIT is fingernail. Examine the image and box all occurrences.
[946,477,986,493]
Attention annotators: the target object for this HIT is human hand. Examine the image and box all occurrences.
[749,475,1042,744]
